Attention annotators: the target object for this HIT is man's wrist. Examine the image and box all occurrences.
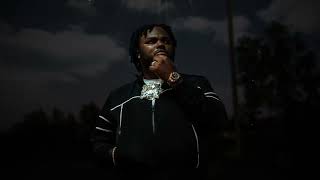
[167,71,183,87]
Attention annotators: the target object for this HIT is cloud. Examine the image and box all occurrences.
[171,16,216,32]
[170,16,251,45]
[0,21,13,34]
[121,0,174,14]
[0,22,126,81]
[66,0,97,16]
[258,0,320,33]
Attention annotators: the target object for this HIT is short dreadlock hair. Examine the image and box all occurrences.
[129,24,177,73]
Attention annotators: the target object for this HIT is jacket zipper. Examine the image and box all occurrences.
[152,99,156,134]
[191,123,200,168]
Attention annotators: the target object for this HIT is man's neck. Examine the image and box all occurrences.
[143,74,158,80]
[142,68,158,80]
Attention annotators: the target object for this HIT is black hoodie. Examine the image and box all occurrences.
[91,74,228,179]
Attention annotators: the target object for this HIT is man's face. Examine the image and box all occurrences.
[138,26,175,66]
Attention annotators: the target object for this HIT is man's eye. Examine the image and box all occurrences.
[146,39,156,44]
[162,39,171,44]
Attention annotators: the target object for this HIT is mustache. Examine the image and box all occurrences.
[154,49,168,55]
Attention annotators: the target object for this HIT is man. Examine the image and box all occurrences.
[91,24,228,180]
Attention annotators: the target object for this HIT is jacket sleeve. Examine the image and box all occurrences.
[91,93,117,166]
[172,75,229,179]
[172,75,228,133]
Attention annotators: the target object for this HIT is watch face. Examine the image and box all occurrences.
[171,72,180,81]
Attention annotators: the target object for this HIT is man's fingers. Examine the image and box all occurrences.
[151,61,157,66]
[149,65,160,78]
[153,54,169,63]
[149,61,157,71]
[149,65,156,71]
[155,54,168,58]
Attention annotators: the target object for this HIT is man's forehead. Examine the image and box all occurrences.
[141,27,170,38]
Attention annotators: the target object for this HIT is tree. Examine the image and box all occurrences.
[236,21,319,177]
[237,21,319,126]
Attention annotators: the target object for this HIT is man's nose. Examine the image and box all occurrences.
[156,40,165,49]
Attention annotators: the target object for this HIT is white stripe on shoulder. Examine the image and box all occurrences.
[96,127,113,133]
[161,88,173,94]
[110,96,141,111]
[99,115,112,124]
[206,95,220,101]
[204,92,217,95]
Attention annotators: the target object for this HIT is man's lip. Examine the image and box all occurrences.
[154,51,168,56]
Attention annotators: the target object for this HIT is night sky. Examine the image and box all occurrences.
[1,0,319,131]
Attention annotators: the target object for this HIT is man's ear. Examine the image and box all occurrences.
[137,51,141,59]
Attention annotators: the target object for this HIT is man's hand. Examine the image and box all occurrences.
[149,54,176,81]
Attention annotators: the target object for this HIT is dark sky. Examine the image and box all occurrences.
[1,0,319,131]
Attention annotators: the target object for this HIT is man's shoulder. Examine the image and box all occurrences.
[114,81,136,93]
[110,80,137,96]
[180,73,214,92]
[181,73,209,83]
[106,80,140,105]
[99,81,136,109]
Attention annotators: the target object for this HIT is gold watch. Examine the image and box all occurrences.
[167,72,181,85]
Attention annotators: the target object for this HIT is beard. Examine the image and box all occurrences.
[140,57,153,69]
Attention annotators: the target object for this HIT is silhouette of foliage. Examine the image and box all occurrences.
[236,21,319,179]
[1,102,114,178]
[237,22,319,122]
